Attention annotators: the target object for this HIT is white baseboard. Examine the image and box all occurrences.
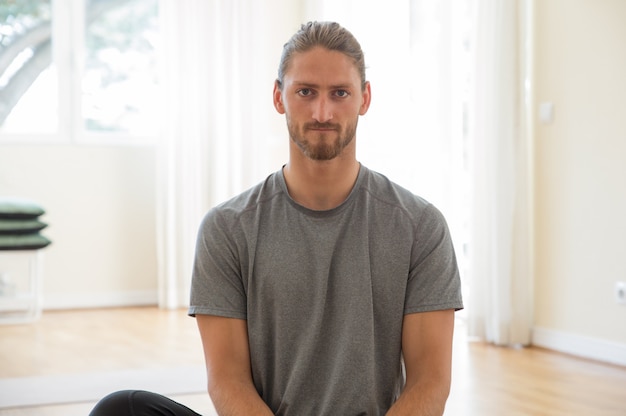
[532,326,626,367]
[43,290,158,310]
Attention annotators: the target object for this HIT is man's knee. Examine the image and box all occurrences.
[89,389,199,416]
[90,390,135,416]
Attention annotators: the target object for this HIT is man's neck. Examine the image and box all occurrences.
[283,154,360,211]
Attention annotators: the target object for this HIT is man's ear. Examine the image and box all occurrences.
[359,81,372,116]
[273,80,285,114]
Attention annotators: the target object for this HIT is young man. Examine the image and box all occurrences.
[90,21,463,416]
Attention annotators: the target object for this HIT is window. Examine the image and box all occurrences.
[0,0,159,143]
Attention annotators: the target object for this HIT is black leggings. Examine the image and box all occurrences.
[89,390,202,416]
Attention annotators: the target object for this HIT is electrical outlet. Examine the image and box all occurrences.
[616,281,626,305]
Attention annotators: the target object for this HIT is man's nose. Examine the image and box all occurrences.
[312,98,333,123]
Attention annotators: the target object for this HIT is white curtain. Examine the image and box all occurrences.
[155,0,290,309]
[467,0,534,346]
[156,0,211,309]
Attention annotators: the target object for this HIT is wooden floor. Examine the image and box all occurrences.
[1,307,625,415]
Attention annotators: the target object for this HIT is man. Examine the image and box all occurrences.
[90,21,462,416]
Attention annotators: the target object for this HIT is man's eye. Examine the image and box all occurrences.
[297,88,312,97]
[335,90,349,98]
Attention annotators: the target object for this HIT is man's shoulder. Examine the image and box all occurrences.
[359,166,451,232]
[209,170,283,218]
[361,167,430,211]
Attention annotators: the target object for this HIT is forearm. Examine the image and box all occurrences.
[385,379,450,416]
[390,310,455,415]
[209,380,274,416]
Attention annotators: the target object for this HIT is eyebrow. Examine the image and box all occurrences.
[292,81,354,90]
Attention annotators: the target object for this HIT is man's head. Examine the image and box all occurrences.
[274,22,371,162]
[276,21,367,92]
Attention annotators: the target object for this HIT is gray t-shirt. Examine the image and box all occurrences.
[189,165,463,416]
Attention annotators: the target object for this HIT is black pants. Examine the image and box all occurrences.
[89,390,202,416]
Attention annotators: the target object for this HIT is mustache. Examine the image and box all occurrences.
[305,122,339,130]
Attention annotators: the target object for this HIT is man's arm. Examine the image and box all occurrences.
[196,315,274,416]
[386,309,456,416]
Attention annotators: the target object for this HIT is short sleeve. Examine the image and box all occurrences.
[404,204,463,314]
[188,208,248,319]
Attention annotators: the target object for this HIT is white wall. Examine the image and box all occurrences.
[0,144,157,308]
[533,0,626,362]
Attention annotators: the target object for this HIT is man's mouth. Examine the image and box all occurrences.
[306,124,338,131]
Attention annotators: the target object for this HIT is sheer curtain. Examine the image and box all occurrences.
[155,0,291,308]
[156,0,212,309]
[467,0,534,346]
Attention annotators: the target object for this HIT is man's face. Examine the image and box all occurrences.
[273,47,371,161]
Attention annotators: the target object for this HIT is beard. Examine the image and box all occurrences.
[286,118,358,161]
